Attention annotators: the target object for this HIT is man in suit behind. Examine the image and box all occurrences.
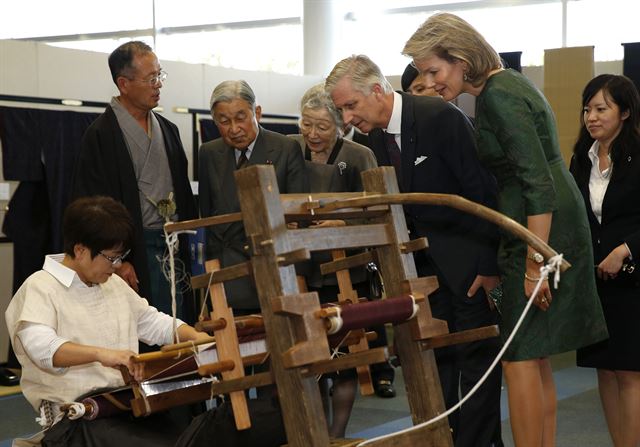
[325,55,503,447]
[199,80,308,313]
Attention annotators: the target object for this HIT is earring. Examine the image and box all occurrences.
[463,73,469,82]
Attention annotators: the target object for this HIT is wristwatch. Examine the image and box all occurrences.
[527,252,544,264]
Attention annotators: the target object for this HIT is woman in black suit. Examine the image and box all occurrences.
[570,74,640,447]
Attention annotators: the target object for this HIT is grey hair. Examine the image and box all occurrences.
[209,80,257,114]
[299,83,343,134]
[403,13,502,87]
[325,55,393,96]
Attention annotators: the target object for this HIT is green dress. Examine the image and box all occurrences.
[474,69,607,361]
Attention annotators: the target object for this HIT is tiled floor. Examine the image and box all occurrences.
[347,354,610,446]
[0,351,611,446]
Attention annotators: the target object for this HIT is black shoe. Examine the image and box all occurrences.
[0,368,19,387]
[374,379,396,398]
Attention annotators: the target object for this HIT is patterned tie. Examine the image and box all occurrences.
[384,131,402,185]
[236,149,249,170]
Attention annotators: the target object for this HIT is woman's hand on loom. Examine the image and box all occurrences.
[96,348,145,382]
[116,261,139,292]
[309,219,346,227]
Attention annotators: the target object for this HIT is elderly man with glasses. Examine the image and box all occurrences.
[72,41,197,325]
[198,80,307,315]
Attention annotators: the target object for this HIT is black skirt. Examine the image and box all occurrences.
[577,279,640,371]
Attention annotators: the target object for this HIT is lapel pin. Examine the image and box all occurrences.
[338,161,347,175]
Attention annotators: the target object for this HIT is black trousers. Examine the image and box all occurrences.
[419,259,503,447]
[42,411,186,447]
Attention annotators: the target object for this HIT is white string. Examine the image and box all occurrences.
[316,331,351,382]
[356,254,564,446]
[66,402,87,420]
[160,255,190,294]
[192,341,221,407]
[163,229,196,344]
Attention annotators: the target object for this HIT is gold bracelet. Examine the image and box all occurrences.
[524,273,543,282]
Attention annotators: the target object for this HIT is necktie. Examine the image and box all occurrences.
[384,132,402,184]
[236,149,249,170]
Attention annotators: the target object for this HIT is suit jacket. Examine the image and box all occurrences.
[570,154,640,271]
[289,135,377,289]
[368,93,498,296]
[72,105,197,302]
[351,130,370,148]
[289,135,377,193]
[198,127,308,309]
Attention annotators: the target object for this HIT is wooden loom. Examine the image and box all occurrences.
[126,165,568,447]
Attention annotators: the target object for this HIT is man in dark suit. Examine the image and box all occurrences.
[326,55,503,447]
[343,123,370,147]
[73,41,197,322]
[199,80,307,313]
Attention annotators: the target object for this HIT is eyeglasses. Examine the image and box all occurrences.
[133,71,167,86]
[299,120,335,136]
[99,249,131,266]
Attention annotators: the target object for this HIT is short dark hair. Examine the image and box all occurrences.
[63,196,134,258]
[401,63,419,92]
[108,40,153,85]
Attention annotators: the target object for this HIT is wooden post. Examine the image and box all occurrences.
[332,249,374,396]
[362,167,453,446]
[234,166,330,447]
[205,259,251,430]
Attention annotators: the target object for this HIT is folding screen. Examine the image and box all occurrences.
[622,42,640,92]
[544,46,594,164]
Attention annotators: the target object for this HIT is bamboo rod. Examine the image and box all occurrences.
[317,193,571,271]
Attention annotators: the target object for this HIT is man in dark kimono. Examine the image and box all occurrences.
[72,41,197,322]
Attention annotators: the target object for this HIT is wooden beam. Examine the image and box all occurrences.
[164,212,242,232]
[301,347,387,378]
[362,421,450,447]
[190,261,251,289]
[400,237,429,254]
[320,251,374,276]
[421,325,500,350]
[206,259,252,430]
[288,224,391,252]
[362,167,453,446]
[318,189,571,272]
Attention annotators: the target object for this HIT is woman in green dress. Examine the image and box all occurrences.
[403,13,607,447]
